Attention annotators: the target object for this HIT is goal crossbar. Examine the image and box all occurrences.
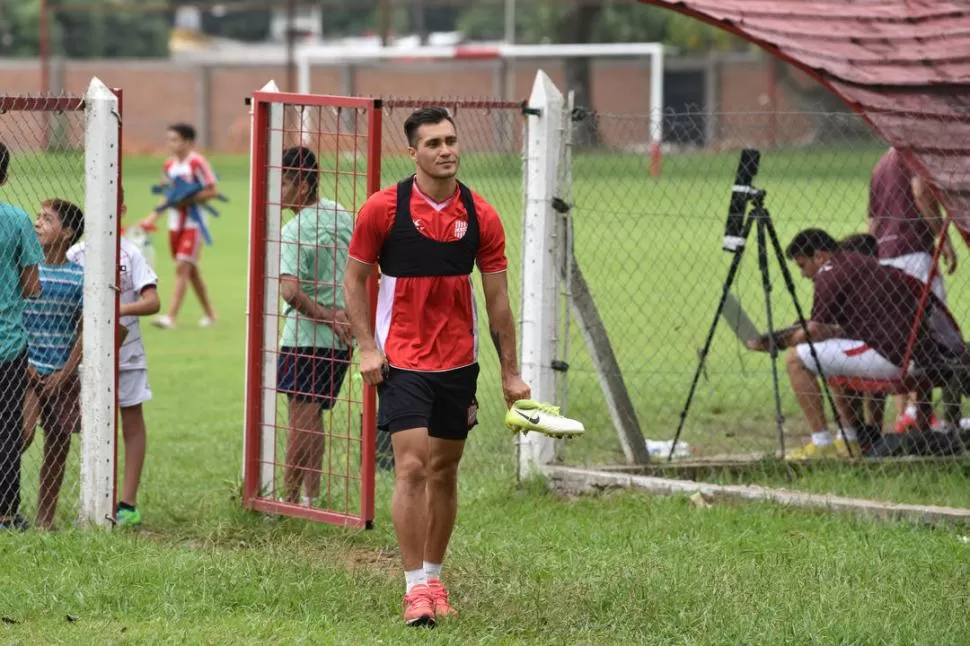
[297,42,666,145]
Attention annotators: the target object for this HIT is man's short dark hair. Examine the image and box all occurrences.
[0,142,9,185]
[281,146,319,197]
[44,199,84,245]
[167,122,197,142]
[785,228,839,259]
[404,107,455,147]
[839,233,879,257]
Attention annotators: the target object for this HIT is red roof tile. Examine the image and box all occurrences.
[640,0,970,235]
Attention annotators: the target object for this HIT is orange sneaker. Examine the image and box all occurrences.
[403,584,435,627]
[428,578,457,618]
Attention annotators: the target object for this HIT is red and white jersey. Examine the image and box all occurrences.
[163,152,217,233]
[349,180,508,372]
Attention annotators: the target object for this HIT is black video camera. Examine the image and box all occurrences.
[722,148,761,252]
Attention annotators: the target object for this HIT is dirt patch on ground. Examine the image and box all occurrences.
[339,545,399,579]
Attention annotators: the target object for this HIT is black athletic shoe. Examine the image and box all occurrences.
[0,514,29,532]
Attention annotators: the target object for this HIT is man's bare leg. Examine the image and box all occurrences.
[832,386,864,432]
[786,348,827,433]
[424,437,465,568]
[391,428,430,574]
[913,385,935,430]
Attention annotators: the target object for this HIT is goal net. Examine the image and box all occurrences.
[0,79,122,529]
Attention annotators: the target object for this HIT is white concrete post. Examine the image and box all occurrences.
[242,81,282,496]
[519,71,564,478]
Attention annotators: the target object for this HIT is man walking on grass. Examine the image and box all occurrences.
[344,107,531,626]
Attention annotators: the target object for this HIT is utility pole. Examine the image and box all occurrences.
[414,0,427,45]
[504,0,515,45]
[285,0,297,91]
[503,0,516,101]
[378,0,391,46]
[40,0,50,93]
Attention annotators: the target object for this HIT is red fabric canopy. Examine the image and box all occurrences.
[641,0,970,236]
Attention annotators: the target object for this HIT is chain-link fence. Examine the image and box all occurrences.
[553,105,970,510]
[0,96,86,530]
[0,86,122,531]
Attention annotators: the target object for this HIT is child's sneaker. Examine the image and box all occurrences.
[505,400,585,439]
[151,315,175,330]
[0,515,29,532]
[114,505,142,528]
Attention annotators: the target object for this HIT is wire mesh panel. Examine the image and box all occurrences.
[244,91,379,528]
[556,106,970,509]
[0,95,98,529]
[376,100,526,499]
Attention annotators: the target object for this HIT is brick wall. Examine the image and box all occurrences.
[0,55,830,155]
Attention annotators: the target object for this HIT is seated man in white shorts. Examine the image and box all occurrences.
[746,228,964,460]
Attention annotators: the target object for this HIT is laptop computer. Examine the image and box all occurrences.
[721,292,762,344]
[721,292,801,347]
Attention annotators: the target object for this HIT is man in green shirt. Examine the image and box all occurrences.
[277,146,354,506]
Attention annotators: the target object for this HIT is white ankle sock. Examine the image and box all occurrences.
[424,561,442,581]
[405,569,427,593]
[812,431,833,446]
[836,427,858,442]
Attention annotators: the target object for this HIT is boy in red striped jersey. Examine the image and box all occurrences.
[142,123,218,330]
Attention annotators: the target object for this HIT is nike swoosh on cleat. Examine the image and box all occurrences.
[516,410,541,425]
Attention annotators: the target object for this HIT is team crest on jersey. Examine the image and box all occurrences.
[454,220,468,239]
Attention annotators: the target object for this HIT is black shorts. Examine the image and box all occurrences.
[377,364,480,441]
[277,347,351,409]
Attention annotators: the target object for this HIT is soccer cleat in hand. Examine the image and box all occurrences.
[505,400,585,439]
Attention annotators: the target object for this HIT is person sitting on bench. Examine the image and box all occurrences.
[745,228,964,460]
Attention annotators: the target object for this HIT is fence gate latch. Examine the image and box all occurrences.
[551,198,571,214]
[551,360,570,373]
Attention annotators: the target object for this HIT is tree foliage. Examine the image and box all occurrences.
[0,1,747,61]
[0,0,169,59]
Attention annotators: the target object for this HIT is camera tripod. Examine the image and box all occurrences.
[668,189,850,461]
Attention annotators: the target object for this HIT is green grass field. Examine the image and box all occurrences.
[2,143,970,643]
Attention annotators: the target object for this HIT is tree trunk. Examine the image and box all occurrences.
[413,0,428,45]
[559,3,602,148]
[770,58,871,143]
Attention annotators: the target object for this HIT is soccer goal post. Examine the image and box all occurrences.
[0,78,121,529]
[296,42,666,170]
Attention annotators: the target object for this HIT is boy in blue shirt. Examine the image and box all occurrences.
[22,199,84,530]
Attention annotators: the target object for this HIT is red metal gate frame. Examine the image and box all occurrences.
[243,91,381,529]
